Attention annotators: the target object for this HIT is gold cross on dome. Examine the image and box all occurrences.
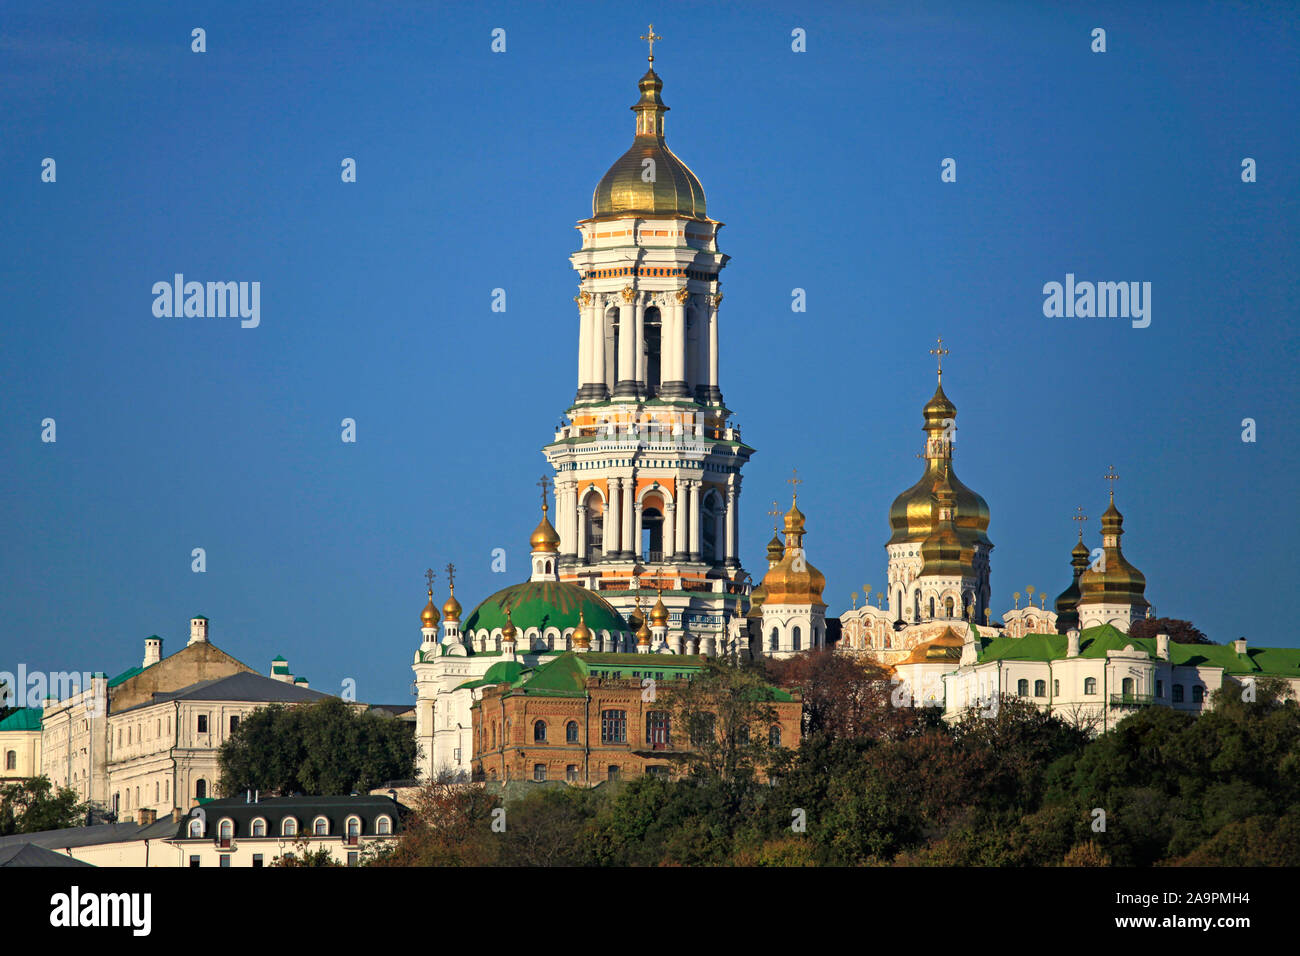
[930,337,950,380]
[640,24,662,62]
[537,474,552,508]
[445,562,456,593]
[1073,506,1087,538]
[1103,465,1119,500]
[768,500,782,532]
[787,467,802,501]
[424,568,435,592]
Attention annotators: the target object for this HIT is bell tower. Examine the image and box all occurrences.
[543,29,753,654]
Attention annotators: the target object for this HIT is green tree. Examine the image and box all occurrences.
[0,776,90,836]
[217,698,416,796]
[659,658,782,781]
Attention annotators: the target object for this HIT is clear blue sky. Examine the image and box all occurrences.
[3,1,1297,703]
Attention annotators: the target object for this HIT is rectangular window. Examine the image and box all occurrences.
[229,715,240,733]
[189,855,200,868]
[252,854,264,868]
[646,711,670,748]
[197,714,208,733]
[566,764,578,783]
[1156,680,1164,698]
[533,763,547,782]
[347,851,358,867]
[219,855,230,868]
[601,709,627,744]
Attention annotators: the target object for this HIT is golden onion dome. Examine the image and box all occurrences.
[501,607,518,642]
[591,67,707,221]
[572,608,592,649]
[530,504,561,553]
[650,593,669,627]
[746,581,767,618]
[765,532,784,565]
[919,470,969,577]
[759,497,827,607]
[1077,497,1149,609]
[888,379,991,549]
[421,588,440,628]
[636,619,652,645]
[442,587,462,623]
[899,627,965,665]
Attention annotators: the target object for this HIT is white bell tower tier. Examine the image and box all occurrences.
[543,47,753,655]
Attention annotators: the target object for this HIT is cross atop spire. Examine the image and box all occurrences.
[1073,506,1087,539]
[444,562,456,593]
[1103,465,1119,501]
[424,568,435,594]
[768,500,782,533]
[787,467,802,502]
[537,474,552,512]
[930,336,950,382]
[640,23,662,63]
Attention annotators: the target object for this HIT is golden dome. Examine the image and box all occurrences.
[572,608,592,649]
[650,592,669,627]
[530,504,561,553]
[421,588,440,628]
[501,608,518,642]
[442,586,462,623]
[636,619,652,645]
[919,469,970,577]
[889,379,991,549]
[900,627,964,665]
[591,67,707,221]
[1078,495,1149,610]
[759,496,827,607]
[765,532,784,564]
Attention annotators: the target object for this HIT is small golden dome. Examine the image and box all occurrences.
[923,380,957,423]
[501,607,517,642]
[759,496,826,607]
[421,588,440,628]
[572,608,592,648]
[1078,496,1148,609]
[442,587,462,623]
[530,504,561,553]
[636,619,652,645]
[765,532,784,564]
[650,592,669,627]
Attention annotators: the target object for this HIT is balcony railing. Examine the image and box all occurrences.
[1110,693,1156,708]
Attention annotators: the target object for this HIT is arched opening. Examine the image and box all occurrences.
[792,626,802,651]
[584,492,604,562]
[702,493,721,563]
[1122,677,1134,696]
[194,779,207,800]
[769,628,778,652]
[928,596,936,619]
[644,306,662,393]
[641,503,664,562]
[606,307,620,392]
[944,596,954,619]
[533,720,547,743]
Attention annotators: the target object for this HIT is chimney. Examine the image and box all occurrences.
[143,636,163,668]
[1234,637,1248,655]
[1067,629,1081,658]
[138,808,157,825]
[189,616,209,646]
[1156,633,1170,661]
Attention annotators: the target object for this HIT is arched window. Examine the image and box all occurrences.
[929,597,936,619]
[1084,677,1097,695]
[4,751,15,771]
[282,817,298,837]
[1017,679,1029,696]
[376,816,392,835]
[769,628,778,651]
[1121,677,1134,696]
[701,493,721,563]
[313,817,329,836]
[218,819,233,847]
[346,817,360,845]
[187,818,203,838]
[1192,685,1204,703]
[644,306,662,393]
[194,779,207,800]
[565,720,579,743]
[607,764,620,782]
[792,626,802,651]
[769,725,781,747]
[1172,684,1185,702]
[584,493,605,562]
[1034,680,1046,697]
[944,596,955,618]
[533,763,547,782]
[533,720,547,743]
[641,505,664,562]
[251,818,266,837]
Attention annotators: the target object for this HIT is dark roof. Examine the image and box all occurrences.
[114,671,331,714]
[0,818,178,852]
[367,704,416,720]
[0,843,96,867]
[172,794,407,840]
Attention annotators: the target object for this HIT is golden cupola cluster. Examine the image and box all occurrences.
[1054,532,1091,633]
[746,529,786,618]
[590,38,707,222]
[1077,487,1149,611]
[888,374,991,551]
[759,495,827,607]
[919,466,972,577]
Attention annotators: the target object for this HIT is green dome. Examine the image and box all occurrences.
[461,581,627,636]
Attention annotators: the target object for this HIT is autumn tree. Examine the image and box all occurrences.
[658,658,783,782]
[376,775,501,867]
[1127,616,1212,644]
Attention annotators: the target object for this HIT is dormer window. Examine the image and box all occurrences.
[188,818,204,838]
[282,817,298,837]
[313,816,329,836]
[251,818,267,837]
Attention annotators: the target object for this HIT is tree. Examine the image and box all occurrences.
[0,777,91,836]
[217,698,416,796]
[659,658,782,781]
[270,836,342,867]
[1127,617,1212,645]
[375,775,501,867]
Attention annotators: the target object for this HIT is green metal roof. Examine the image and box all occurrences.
[461,580,627,635]
[0,708,42,731]
[108,665,144,688]
[454,660,530,691]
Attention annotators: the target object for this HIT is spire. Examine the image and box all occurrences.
[530,475,561,554]
[421,569,440,630]
[783,469,806,551]
[572,607,592,651]
[633,25,668,138]
[441,562,462,623]
[635,595,652,651]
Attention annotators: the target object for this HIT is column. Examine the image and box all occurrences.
[621,478,635,560]
[576,505,587,564]
[688,481,701,561]
[634,295,646,391]
[706,294,722,404]
[674,484,688,558]
[594,301,610,396]
[725,486,737,566]
[576,300,591,398]
[614,293,637,397]
[663,501,676,562]
[633,500,644,562]
[606,480,621,559]
[662,290,690,398]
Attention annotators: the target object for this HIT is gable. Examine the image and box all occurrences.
[109,642,254,712]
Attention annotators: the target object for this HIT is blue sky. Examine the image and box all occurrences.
[2,1,1297,703]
